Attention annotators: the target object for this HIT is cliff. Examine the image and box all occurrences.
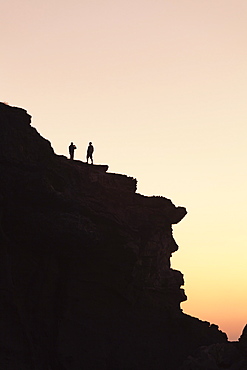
[0,103,237,369]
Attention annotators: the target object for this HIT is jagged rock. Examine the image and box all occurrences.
[239,325,247,352]
[0,103,54,163]
[180,342,247,369]
[0,103,228,369]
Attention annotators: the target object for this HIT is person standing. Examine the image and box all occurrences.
[86,142,94,164]
[69,142,77,160]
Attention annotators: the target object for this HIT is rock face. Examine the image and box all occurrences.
[0,103,228,369]
[180,341,247,370]
[180,326,247,370]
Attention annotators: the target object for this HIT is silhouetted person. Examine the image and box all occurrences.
[86,142,94,164]
[69,142,77,160]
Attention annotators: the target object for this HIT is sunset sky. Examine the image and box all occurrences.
[2,0,247,340]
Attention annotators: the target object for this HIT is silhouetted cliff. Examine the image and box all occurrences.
[1,103,244,369]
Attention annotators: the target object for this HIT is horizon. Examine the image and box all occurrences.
[2,0,247,341]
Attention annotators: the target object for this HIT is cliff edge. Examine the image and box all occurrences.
[0,103,232,369]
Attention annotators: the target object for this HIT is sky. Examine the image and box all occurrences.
[1,0,247,341]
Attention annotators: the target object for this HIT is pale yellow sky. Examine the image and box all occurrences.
[2,0,247,340]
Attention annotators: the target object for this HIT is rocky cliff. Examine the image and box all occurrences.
[0,102,241,370]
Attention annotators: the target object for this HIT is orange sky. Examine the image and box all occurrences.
[2,0,247,341]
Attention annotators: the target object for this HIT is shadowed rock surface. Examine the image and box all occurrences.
[180,326,247,370]
[0,102,236,369]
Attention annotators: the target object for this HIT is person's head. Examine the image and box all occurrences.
[71,142,73,144]
[89,142,92,145]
